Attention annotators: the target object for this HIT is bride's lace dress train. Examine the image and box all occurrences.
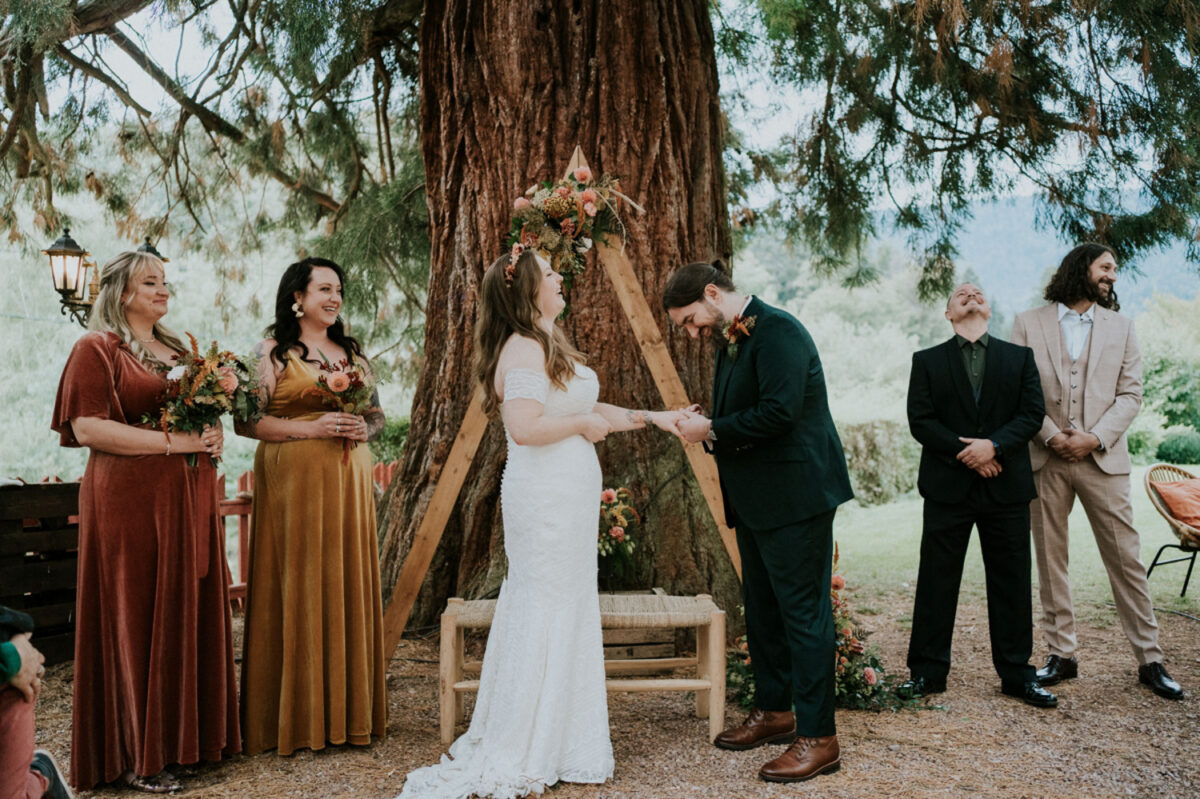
[398,365,613,798]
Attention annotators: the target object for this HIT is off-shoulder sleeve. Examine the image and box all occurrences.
[52,332,122,447]
[502,368,550,404]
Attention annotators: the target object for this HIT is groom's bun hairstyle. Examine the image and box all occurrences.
[661,258,736,311]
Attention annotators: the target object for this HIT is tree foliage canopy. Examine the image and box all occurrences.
[723,0,1200,296]
[3,0,1199,327]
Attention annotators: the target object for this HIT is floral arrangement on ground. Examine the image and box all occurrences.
[726,544,915,711]
[508,165,634,292]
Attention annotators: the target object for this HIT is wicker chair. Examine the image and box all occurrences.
[1144,463,1200,597]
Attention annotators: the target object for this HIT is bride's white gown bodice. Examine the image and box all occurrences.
[399,363,613,798]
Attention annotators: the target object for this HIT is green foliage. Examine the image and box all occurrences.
[1156,429,1200,465]
[368,416,410,465]
[840,420,920,506]
[744,0,1200,296]
[1135,291,1200,435]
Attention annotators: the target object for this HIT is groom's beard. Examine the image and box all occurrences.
[705,302,728,348]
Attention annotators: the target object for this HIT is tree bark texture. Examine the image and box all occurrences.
[378,0,738,633]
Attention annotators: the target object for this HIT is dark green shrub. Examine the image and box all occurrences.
[1156,429,1200,465]
[839,420,920,505]
[369,416,410,463]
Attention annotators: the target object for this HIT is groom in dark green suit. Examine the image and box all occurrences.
[664,260,854,783]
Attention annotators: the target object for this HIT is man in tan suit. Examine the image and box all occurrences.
[1012,243,1183,700]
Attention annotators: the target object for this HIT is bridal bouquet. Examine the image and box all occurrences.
[303,355,376,465]
[148,333,263,467]
[597,486,639,559]
[508,166,639,292]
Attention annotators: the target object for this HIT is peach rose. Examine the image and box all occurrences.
[514,196,532,210]
[830,574,846,591]
[608,526,625,541]
[601,488,618,504]
[217,367,238,393]
[574,166,592,182]
[863,666,877,686]
[327,372,352,392]
[554,185,572,198]
[579,188,598,205]
[841,627,853,639]
[583,202,598,217]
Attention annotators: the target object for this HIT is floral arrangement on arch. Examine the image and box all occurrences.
[508,165,638,292]
[148,334,262,467]
[727,544,914,711]
[597,486,639,559]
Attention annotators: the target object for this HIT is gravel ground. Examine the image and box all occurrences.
[31,589,1200,798]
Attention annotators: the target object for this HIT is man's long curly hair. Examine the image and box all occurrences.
[1043,243,1120,311]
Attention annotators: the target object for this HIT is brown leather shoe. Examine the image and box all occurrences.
[713,708,796,750]
[759,735,841,782]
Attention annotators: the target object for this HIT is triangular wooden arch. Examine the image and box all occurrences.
[382,147,739,658]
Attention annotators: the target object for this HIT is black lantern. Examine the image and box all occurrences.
[136,236,169,262]
[43,228,92,327]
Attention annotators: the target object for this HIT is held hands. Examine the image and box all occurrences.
[957,436,1001,478]
[578,413,613,443]
[9,633,45,702]
[1048,429,1100,462]
[675,408,713,445]
[316,412,370,442]
[647,410,689,441]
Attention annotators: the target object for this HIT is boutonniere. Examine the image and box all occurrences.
[723,314,756,361]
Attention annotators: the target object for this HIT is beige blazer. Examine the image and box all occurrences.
[1011,303,1142,475]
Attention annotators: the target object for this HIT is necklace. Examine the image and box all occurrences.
[139,337,155,343]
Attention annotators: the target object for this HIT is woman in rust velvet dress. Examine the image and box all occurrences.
[237,257,387,756]
[51,251,240,793]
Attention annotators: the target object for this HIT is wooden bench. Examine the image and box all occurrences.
[439,590,726,744]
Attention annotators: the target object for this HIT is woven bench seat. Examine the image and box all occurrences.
[439,590,726,743]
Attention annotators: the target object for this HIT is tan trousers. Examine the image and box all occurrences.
[1030,455,1162,665]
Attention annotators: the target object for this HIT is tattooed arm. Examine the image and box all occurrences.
[593,403,686,437]
[358,358,386,441]
[235,338,349,442]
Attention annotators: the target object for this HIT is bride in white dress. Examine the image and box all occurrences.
[398,250,685,798]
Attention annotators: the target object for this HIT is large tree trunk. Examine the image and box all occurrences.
[378,0,738,632]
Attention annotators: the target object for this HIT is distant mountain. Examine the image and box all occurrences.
[884,196,1200,323]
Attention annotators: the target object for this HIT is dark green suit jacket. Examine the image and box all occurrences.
[708,297,854,530]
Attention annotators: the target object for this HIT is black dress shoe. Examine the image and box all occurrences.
[896,676,947,700]
[1001,681,1058,708]
[1138,662,1184,700]
[1035,655,1078,686]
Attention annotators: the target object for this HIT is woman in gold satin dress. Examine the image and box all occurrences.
[236,257,387,756]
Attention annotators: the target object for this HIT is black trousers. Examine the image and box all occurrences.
[737,508,836,738]
[907,485,1036,686]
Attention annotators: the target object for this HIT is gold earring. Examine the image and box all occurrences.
[292,301,304,318]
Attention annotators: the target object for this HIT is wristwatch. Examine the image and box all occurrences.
[706,423,717,442]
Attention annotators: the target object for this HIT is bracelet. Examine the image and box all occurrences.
[165,435,171,456]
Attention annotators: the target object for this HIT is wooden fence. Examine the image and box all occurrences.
[0,482,80,666]
[1,464,399,663]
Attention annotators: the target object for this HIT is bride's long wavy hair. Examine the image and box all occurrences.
[475,249,584,418]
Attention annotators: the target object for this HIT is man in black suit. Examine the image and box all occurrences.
[664,260,854,783]
[900,282,1056,708]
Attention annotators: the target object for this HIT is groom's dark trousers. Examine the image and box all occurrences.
[707,297,853,738]
[905,335,1045,685]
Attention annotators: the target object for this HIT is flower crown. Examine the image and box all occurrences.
[504,166,636,292]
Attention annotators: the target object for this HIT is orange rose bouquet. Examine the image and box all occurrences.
[303,355,376,464]
[148,333,263,466]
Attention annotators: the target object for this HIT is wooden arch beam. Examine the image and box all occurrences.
[382,147,739,658]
